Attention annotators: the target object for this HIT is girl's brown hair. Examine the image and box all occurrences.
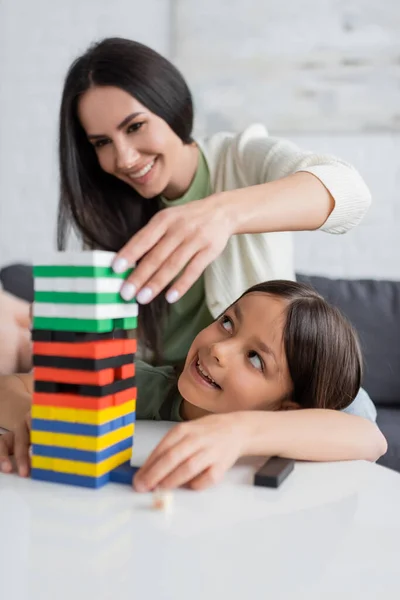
[240,280,363,410]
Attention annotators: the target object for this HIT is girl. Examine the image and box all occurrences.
[0,281,387,490]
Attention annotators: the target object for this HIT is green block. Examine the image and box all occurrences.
[34,291,136,305]
[33,266,133,278]
[33,316,138,332]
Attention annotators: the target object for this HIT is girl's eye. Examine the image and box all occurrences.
[94,138,110,149]
[220,315,233,333]
[248,351,264,372]
[127,122,143,133]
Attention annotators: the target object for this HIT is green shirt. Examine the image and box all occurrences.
[160,150,214,365]
[136,359,183,422]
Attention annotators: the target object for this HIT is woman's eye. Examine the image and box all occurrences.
[94,138,110,149]
[127,122,143,133]
[220,315,233,332]
[248,351,263,372]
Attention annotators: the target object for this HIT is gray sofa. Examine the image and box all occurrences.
[1,264,399,471]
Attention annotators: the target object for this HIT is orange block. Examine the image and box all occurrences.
[34,363,135,386]
[32,387,136,410]
[33,338,137,359]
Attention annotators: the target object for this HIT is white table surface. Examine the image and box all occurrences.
[0,421,399,600]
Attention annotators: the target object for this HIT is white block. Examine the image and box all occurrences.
[35,251,135,268]
[33,302,139,320]
[34,277,125,293]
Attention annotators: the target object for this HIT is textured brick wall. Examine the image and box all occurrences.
[1,0,399,280]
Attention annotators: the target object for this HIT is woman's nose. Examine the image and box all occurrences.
[115,143,140,171]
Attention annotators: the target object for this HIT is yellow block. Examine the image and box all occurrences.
[31,424,134,451]
[31,399,136,425]
[31,447,132,477]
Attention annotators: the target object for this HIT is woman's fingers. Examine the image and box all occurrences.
[134,242,211,305]
[120,234,188,304]
[112,211,170,275]
[165,248,215,302]
[112,199,232,302]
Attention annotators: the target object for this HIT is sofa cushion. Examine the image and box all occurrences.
[297,274,400,407]
[376,407,400,470]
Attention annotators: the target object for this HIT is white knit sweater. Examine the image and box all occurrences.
[197,124,371,318]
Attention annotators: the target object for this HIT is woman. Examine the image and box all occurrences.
[58,36,371,366]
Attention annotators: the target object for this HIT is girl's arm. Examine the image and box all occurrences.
[240,409,387,463]
[134,409,387,492]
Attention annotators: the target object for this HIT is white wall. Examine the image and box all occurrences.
[1,0,399,280]
[291,133,400,279]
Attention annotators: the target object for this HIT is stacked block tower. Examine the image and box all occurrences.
[30,251,138,488]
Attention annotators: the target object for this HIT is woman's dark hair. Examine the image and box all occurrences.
[57,37,194,361]
[240,280,363,411]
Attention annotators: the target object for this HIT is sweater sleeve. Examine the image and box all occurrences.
[237,124,372,234]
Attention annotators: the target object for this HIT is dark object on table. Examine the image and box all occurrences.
[254,457,295,488]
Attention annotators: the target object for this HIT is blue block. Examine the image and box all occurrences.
[31,412,135,437]
[31,468,110,488]
[109,461,139,485]
[32,436,133,463]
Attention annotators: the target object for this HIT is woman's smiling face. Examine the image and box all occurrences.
[178,292,294,415]
[77,85,196,200]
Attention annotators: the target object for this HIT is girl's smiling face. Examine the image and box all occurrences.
[77,85,197,200]
[178,292,295,416]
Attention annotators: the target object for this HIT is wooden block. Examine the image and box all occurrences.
[31,329,132,342]
[33,338,136,359]
[34,276,126,293]
[31,423,134,451]
[34,291,135,305]
[31,399,136,425]
[32,316,137,332]
[31,411,135,437]
[32,434,133,462]
[254,457,295,488]
[33,351,134,371]
[31,446,132,477]
[34,375,136,397]
[32,387,136,410]
[33,363,135,386]
[33,302,138,320]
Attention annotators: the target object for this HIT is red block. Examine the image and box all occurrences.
[32,387,136,410]
[32,338,137,360]
[34,363,135,386]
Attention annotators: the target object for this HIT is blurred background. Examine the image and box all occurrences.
[0,0,399,279]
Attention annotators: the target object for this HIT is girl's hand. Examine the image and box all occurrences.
[0,411,31,477]
[113,195,234,303]
[133,413,248,492]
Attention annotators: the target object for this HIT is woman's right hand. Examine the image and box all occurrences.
[0,411,31,477]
